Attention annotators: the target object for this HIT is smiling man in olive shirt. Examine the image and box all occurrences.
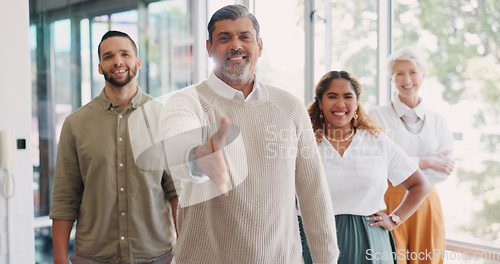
[50,31,178,264]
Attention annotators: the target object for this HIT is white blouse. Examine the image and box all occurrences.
[318,129,418,216]
[370,96,454,185]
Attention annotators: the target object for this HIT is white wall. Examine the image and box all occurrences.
[0,0,36,263]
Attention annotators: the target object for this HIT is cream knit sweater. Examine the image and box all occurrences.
[162,81,338,264]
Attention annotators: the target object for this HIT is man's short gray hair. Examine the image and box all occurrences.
[207,4,260,44]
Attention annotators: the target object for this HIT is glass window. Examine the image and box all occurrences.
[393,0,500,248]
[314,0,378,108]
[52,19,74,143]
[253,0,305,103]
[34,226,53,263]
[147,0,193,97]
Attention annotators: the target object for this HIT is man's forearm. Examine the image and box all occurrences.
[169,196,179,238]
[52,219,75,264]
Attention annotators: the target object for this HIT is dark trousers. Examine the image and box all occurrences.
[298,215,313,264]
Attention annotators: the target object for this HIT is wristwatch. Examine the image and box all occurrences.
[389,213,401,227]
[188,147,203,176]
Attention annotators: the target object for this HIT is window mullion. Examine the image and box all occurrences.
[304,0,315,105]
[377,0,392,106]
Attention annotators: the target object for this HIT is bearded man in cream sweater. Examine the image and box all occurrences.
[162,5,339,264]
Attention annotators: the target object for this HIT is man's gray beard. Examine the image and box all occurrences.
[221,60,252,83]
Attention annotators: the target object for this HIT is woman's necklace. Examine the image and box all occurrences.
[325,129,355,143]
[391,103,425,134]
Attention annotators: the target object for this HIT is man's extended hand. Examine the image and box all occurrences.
[195,117,231,196]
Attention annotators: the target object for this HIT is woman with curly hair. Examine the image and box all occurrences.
[300,71,431,264]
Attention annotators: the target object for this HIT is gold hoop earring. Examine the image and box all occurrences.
[319,110,324,120]
[353,112,359,127]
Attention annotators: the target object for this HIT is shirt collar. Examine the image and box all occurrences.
[392,95,425,119]
[207,72,262,102]
[96,86,146,110]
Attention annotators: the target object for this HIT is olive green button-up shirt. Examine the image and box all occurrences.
[50,88,177,263]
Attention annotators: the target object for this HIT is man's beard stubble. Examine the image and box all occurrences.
[103,66,137,87]
[221,51,252,84]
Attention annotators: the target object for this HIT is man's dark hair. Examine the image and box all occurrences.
[97,30,138,60]
[207,4,260,44]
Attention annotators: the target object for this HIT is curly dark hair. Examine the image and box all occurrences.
[307,71,383,143]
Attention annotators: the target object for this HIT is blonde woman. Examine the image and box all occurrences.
[370,47,455,264]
